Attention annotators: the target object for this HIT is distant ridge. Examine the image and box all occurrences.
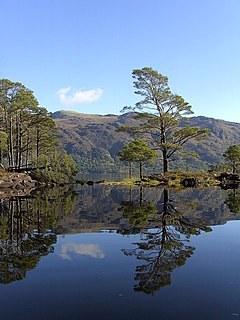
[52,110,240,172]
[52,110,118,119]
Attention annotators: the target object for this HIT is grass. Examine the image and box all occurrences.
[104,170,220,187]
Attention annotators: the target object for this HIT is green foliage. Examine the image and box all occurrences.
[120,67,209,173]
[33,150,78,183]
[0,79,39,167]
[118,138,157,178]
[118,138,157,163]
[0,78,78,182]
[33,106,57,157]
[0,130,8,163]
[119,200,158,229]
[223,145,240,173]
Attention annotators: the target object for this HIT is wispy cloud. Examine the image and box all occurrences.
[57,86,103,106]
[58,243,105,260]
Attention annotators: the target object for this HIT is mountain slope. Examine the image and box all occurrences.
[52,110,240,172]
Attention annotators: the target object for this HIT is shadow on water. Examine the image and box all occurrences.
[0,184,240,289]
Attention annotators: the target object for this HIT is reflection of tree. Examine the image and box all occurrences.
[0,187,78,284]
[120,188,211,294]
[118,187,158,233]
[225,189,240,214]
[0,231,56,284]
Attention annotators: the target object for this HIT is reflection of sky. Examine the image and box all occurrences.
[58,243,105,260]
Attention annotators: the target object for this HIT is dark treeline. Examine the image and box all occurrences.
[0,79,78,182]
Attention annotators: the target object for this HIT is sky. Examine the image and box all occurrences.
[1,0,240,122]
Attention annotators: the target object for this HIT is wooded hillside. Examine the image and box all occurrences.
[53,110,240,173]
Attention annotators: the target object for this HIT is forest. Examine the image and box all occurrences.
[0,79,77,183]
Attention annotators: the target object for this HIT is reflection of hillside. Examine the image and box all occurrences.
[55,186,167,233]
[53,186,240,234]
[171,187,240,225]
[54,185,132,233]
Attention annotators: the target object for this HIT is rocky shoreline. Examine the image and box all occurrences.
[0,172,37,197]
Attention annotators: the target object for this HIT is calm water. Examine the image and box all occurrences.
[1,185,240,320]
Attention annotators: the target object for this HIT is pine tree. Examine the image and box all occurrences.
[118,138,157,179]
[121,67,209,173]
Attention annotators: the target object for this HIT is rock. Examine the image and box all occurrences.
[148,174,165,181]
[86,181,94,185]
[15,183,25,190]
[95,180,105,184]
[0,182,16,189]
[0,172,37,192]
[181,178,197,187]
[217,172,240,181]
[75,179,85,185]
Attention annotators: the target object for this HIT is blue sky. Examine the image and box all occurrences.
[1,0,240,122]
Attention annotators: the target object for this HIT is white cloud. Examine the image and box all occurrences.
[57,86,103,106]
[58,243,105,260]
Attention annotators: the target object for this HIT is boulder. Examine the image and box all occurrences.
[181,178,197,187]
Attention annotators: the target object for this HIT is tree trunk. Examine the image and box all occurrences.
[15,112,19,170]
[139,161,143,179]
[163,188,169,214]
[36,127,40,158]
[8,115,14,168]
[18,115,23,169]
[163,149,168,173]
[233,164,236,173]
[25,130,30,167]
[129,161,132,179]
[139,185,143,206]
[161,126,168,173]
[129,186,132,202]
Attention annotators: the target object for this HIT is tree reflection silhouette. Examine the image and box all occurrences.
[0,187,78,284]
[225,189,240,214]
[118,186,158,233]
[120,188,211,294]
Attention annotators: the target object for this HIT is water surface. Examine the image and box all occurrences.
[0,185,240,320]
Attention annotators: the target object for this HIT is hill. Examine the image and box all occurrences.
[52,110,240,173]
